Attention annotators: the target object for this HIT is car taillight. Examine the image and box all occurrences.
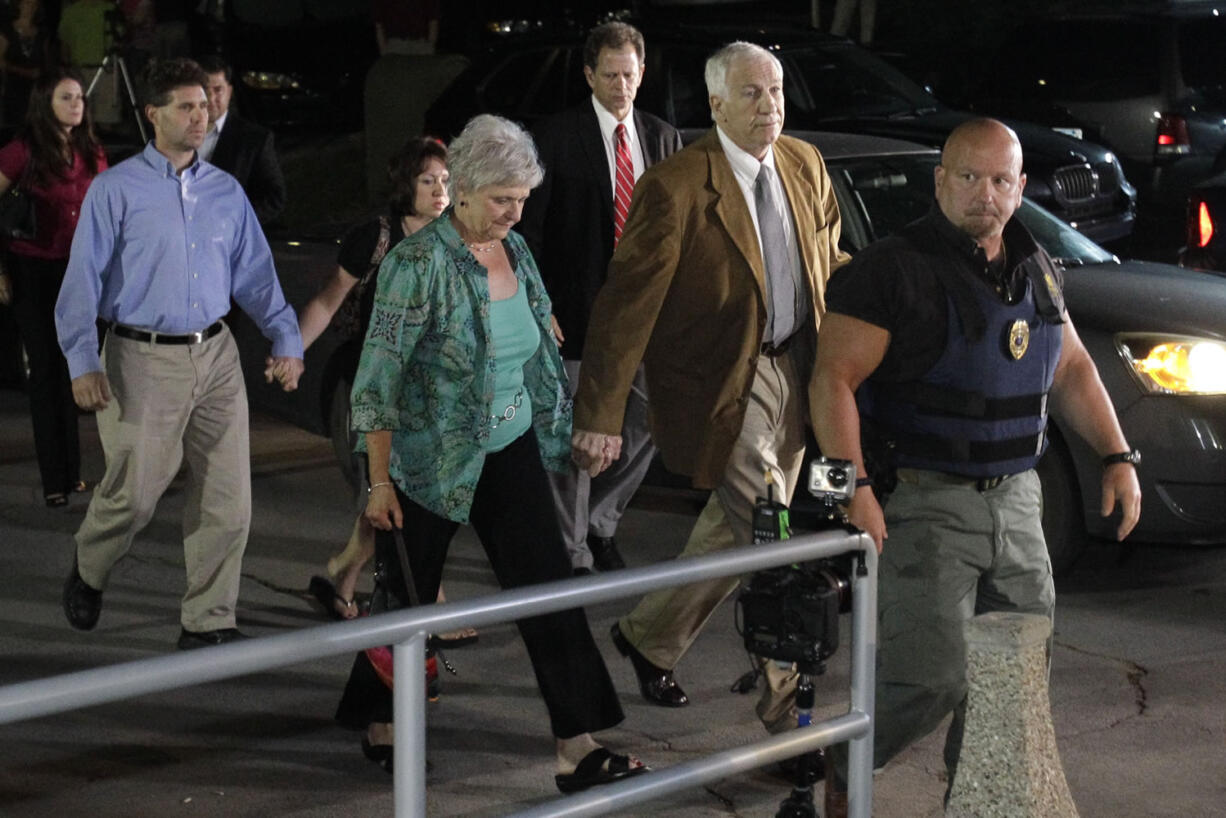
[1155,113,1191,157]
[1191,196,1215,248]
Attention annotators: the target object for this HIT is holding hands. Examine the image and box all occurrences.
[264,355,305,391]
[571,429,622,477]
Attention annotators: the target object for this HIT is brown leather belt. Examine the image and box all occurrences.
[110,321,224,345]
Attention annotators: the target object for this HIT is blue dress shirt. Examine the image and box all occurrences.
[55,142,302,379]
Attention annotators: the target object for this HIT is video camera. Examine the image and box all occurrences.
[735,457,858,675]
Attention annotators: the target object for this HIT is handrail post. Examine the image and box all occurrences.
[847,535,877,818]
[394,630,429,818]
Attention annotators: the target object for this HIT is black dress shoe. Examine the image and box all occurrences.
[610,623,689,707]
[588,534,626,571]
[573,566,594,577]
[63,557,102,631]
[177,627,248,650]
[361,736,393,774]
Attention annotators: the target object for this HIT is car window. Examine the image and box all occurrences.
[645,44,911,128]
[643,45,709,127]
[1012,201,1116,266]
[827,152,1115,267]
[828,154,938,251]
[785,46,938,119]
[480,47,588,119]
[988,21,1161,101]
[1178,17,1226,104]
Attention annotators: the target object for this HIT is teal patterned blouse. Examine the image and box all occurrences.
[349,211,572,523]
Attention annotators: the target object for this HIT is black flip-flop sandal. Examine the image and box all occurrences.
[308,575,356,621]
[555,747,649,794]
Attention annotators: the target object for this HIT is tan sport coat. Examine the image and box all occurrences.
[572,128,850,488]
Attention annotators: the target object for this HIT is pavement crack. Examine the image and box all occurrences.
[704,784,736,812]
[1126,665,1149,716]
[1055,640,1149,716]
[620,727,674,753]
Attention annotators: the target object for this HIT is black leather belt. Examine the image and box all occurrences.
[975,474,1011,492]
[897,468,1015,493]
[760,334,795,358]
[110,321,224,345]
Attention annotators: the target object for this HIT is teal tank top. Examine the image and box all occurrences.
[485,284,537,452]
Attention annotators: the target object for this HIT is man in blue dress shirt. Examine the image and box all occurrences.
[54,58,304,650]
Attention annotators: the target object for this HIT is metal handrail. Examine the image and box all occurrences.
[0,529,877,818]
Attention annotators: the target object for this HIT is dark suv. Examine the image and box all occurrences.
[950,1,1226,247]
[425,22,1137,246]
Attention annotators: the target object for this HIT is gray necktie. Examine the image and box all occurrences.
[754,164,797,346]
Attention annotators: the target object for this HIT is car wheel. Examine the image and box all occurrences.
[328,375,361,493]
[1037,432,1086,576]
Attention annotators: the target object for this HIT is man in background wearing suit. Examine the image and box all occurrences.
[519,22,682,576]
[197,55,286,225]
[571,41,849,751]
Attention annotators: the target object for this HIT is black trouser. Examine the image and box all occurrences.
[336,428,624,739]
[8,253,80,495]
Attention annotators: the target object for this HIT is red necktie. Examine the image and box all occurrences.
[613,123,633,246]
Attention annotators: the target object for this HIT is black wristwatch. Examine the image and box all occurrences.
[1101,448,1141,468]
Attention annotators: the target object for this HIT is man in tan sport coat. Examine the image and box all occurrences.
[571,41,850,743]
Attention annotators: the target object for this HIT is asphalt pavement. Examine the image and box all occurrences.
[0,388,1224,817]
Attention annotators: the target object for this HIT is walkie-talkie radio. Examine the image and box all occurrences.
[752,470,791,544]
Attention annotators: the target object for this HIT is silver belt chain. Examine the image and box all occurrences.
[490,389,524,428]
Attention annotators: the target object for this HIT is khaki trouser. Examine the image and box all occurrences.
[829,467,1055,786]
[74,325,251,632]
[618,348,808,730]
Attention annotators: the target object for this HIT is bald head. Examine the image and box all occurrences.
[934,118,1026,258]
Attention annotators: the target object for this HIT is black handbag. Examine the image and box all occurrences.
[0,166,36,241]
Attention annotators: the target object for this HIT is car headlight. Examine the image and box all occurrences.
[241,71,301,91]
[1117,334,1226,394]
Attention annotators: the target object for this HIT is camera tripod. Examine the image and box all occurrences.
[85,51,147,143]
[775,663,826,818]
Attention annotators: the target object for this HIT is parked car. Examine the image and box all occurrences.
[947,1,1226,246]
[806,132,1226,573]
[235,131,1226,574]
[424,21,1137,247]
[222,0,376,130]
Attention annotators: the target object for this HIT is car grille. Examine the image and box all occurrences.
[1049,162,1123,220]
[1054,165,1099,201]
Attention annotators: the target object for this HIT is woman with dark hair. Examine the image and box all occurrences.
[294,136,463,625]
[0,66,106,506]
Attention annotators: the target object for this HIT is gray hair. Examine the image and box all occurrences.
[704,41,783,112]
[446,114,544,200]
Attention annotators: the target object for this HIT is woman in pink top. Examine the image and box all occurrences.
[0,67,106,506]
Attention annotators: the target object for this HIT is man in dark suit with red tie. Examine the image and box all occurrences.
[519,22,682,576]
[197,55,286,225]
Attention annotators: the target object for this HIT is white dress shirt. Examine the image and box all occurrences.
[200,110,228,163]
[591,95,646,191]
[714,126,801,287]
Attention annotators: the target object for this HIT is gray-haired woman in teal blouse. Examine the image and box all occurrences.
[335,114,648,793]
